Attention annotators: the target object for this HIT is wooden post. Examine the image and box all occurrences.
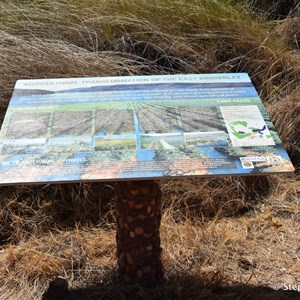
[115,180,163,284]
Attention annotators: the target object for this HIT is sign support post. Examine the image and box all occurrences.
[115,180,163,284]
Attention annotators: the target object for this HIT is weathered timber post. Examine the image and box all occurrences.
[115,180,163,284]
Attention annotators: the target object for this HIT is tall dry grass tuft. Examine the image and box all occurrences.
[275,6,300,50]
[161,176,273,221]
[0,0,299,299]
[0,183,116,246]
[249,0,299,19]
[267,90,300,168]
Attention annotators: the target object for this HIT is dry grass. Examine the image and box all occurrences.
[249,0,299,19]
[0,1,300,299]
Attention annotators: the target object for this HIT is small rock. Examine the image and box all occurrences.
[135,227,144,235]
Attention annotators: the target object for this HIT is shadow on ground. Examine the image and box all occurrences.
[67,272,300,300]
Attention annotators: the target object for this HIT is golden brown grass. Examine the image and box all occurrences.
[0,1,300,299]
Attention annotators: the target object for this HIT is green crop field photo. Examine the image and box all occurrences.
[94,137,136,151]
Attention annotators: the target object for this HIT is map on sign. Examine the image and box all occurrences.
[0,73,294,185]
[220,105,275,147]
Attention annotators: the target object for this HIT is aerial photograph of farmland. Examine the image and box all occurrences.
[5,112,50,139]
[179,106,225,132]
[51,111,92,136]
[136,104,179,133]
[95,109,134,135]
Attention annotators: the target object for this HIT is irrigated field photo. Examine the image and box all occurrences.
[184,131,228,147]
[0,1,299,299]
[141,133,184,150]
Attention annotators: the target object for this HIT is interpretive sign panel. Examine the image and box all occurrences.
[0,73,294,185]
